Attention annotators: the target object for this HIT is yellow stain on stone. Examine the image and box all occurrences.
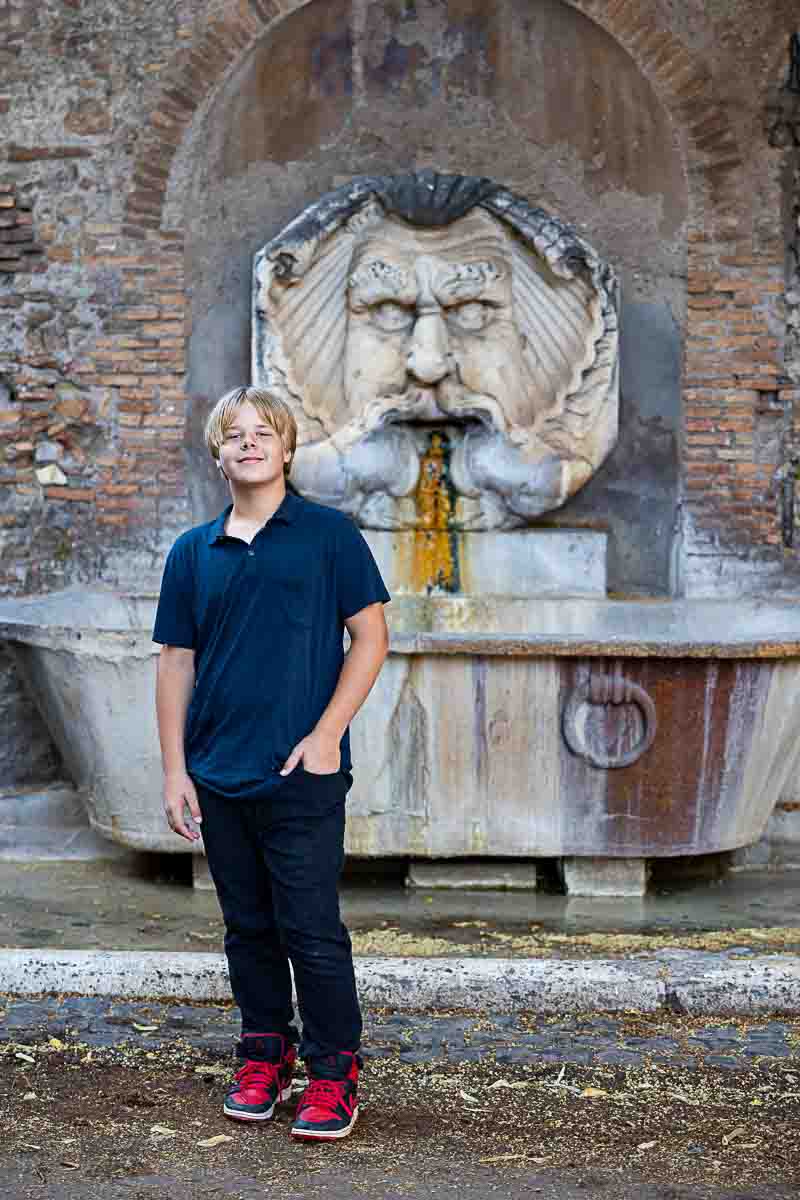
[412,432,457,593]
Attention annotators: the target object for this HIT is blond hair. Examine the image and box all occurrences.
[204,387,297,476]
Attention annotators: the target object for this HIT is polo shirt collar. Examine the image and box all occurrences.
[207,491,301,544]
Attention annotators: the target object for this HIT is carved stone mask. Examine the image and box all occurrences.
[253,172,618,529]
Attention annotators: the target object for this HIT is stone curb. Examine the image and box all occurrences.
[1,949,800,1014]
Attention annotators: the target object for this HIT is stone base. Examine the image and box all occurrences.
[192,851,215,891]
[365,529,608,598]
[561,856,650,897]
[0,783,130,862]
[406,860,538,891]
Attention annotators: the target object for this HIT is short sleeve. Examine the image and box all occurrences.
[152,536,197,648]
[335,517,391,623]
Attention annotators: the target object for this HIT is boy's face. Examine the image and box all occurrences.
[217,400,291,487]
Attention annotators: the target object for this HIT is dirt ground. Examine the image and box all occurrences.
[1,1011,799,1200]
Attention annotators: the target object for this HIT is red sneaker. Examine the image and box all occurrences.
[291,1051,360,1141]
[223,1033,296,1122]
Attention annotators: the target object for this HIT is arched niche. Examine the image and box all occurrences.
[169,0,688,592]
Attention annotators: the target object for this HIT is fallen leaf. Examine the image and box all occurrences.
[480,1153,530,1163]
[488,1079,530,1091]
[22,1092,37,1101]
[19,1143,42,1151]
[459,1089,480,1104]
[750,1098,763,1106]
[48,1037,66,1051]
[60,1161,80,1170]
[452,920,489,929]
[722,1126,747,1146]
[15,1052,35,1064]
[188,931,218,942]
[132,1023,159,1033]
[194,1065,229,1078]
[637,1140,658,1151]
[197,1134,234,1148]
[150,1125,178,1138]
[581,1087,609,1099]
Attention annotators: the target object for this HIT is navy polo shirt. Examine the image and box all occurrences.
[152,491,390,800]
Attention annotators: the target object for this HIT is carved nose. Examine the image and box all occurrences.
[407,310,450,384]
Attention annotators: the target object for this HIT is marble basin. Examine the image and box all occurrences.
[2,589,800,858]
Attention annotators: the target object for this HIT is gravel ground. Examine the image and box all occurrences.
[3,997,800,1068]
[0,1000,799,1199]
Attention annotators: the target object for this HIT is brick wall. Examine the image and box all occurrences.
[681,231,799,584]
[0,1,193,600]
[0,0,194,784]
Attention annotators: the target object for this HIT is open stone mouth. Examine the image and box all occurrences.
[372,391,497,432]
[386,414,486,431]
[364,376,504,434]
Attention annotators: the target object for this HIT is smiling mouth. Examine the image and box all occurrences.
[238,457,263,463]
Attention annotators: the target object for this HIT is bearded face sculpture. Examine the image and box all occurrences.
[253,172,618,529]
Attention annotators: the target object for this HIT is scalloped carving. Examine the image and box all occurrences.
[253,171,619,529]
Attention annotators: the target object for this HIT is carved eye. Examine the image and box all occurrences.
[370,301,415,333]
[447,301,492,332]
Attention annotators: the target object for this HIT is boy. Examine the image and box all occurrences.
[153,386,390,1141]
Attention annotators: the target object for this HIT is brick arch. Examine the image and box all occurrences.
[570,0,741,207]
[124,0,740,234]
[758,11,799,83]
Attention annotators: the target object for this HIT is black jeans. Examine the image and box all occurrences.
[195,767,361,1061]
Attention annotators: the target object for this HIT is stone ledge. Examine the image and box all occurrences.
[1,949,799,1015]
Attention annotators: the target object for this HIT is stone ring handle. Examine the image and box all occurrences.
[562,669,658,769]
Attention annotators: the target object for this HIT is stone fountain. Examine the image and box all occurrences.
[3,172,800,895]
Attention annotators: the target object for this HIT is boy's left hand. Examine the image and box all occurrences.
[281,730,341,776]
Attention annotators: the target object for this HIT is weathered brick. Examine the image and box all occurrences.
[140,321,184,336]
[687,295,728,309]
[99,375,142,387]
[248,0,281,22]
[44,487,94,501]
[64,99,112,136]
[7,145,92,161]
[0,227,34,244]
